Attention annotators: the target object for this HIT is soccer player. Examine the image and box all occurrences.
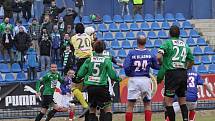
[35,64,64,121]
[75,40,122,121]
[123,35,160,121]
[157,25,194,121]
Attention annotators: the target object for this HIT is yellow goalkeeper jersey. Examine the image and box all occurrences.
[70,33,93,58]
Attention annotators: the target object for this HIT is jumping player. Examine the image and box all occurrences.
[157,25,194,121]
[123,35,160,121]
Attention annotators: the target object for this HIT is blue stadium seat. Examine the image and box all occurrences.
[126,32,135,40]
[193,46,203,55]
[161,22,170,30]
[0,64,10,73]
[172,21,181,29]
[5,73,15,82]
[109,49,116,57]
[194,56,201,65]
[176,13,186,21]
[136,31,146,37]
[109,23,119,32]
[145,14,154,22]
[0,74,3,82]
[208,64,215,73]
[113,15,123,23]
[105,42,110,50]
[122,40,132,49]
[132,41,137,48]
[197,37,207,46]
[180,30,188,38]
[186,38,196,46]
[74,16,81,24]
[197,64,208,74]
[119,69,125,75]
[115,32,125,40]
[158,30,168,39]
[111,40,121,49]
[96,32,103,40]
[103,15,113,23]
[190,29,200,38]
[151,48,158,56]
[165,13,175,21]
[147,31,157,39]
[182,21,192,29]
[134,14,144,22]
[212,55,215,63]
[16,72,27,81]
[119,23,129,31]
[204,46,214,55]
[11,63,21,73]
[82,16,92,24]
[104,32,114,41]
[191,66,197,72]
[155,14,164,22]
[130,23,140,31]
[140,22,150,31]
[151,22,161,30]
[154,39,162,48]
[124,15,133,23]
[98,24,108,32]
[118,49,127,58]
[201,55,212,64]
[145,39,153,48]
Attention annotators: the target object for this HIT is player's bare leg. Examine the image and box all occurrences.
[125,101,135,121]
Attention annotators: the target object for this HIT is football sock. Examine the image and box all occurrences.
[99,109,105,121]
[166,106,175,121]
[72,88,88,108]
[35,112,45,121]
[180,104,188,121]
[125,112,133,121]
[104,112,112,121]
[145,110,152,121]
[45,109,57,121]
[69,111,74,119]
[189,111,196,121]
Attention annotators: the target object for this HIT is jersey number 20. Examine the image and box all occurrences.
[134,60,148,72]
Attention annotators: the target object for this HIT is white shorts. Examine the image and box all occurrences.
[53,92,73,108]
[186,101,197,110]
[127,77,152,101]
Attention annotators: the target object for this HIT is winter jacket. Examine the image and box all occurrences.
[2,32,13,49]
[14,32,31,52]
[39,35,51,56]
[51,32,61,49]
[63,10,77,29]
[12,1,22,13]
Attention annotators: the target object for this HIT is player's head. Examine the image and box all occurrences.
[93,40,106,53]
[67,69,75,78]
[75,23,85,34]
[85,26,95,36]
[50,64,58,73]
[169,25,180,38]
[137,35,146,48]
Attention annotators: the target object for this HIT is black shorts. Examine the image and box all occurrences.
[76,58,88,71]
[41,95,55,109]
[164,69,187,98]
[87,86,111,109]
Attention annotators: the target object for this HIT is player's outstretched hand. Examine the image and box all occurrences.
[36,92,41,98]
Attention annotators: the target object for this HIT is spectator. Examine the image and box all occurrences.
[29,18,41,54]
[63,8,77,31]
[26,43,38,80]
[21,0,33,21]
[57,17,65,35]
[154,0,165,15]
[39,27,51,71]
[41,15,53,34]
[49,1,65,23]
[1,26,14,64]
[64,24,74,37]
[13,20,27,36]
[0,17,13,34]
[62,45,75,75]
[74,0,84,18]
[12,0,22,22]
[32,0,43,20]
[60,33,72,55]
[43,0,52,12]
[132,0,144,15]
[14,26,31,69]
[119,0,130,16]
[51,25,61,64]
[3,0,13,18]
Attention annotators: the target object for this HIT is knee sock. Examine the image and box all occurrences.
[88,113,98,121]
[69,111,74,119]
[45,109,57,121]
[165,111,170,121]
[180,104,188,121]
[166,106,175,121]
[125,112,133,121]
[189,111,196,121]
[85,111,90,121]
[104,112,112,121]
[144,110,152,121]
[99,109,105,121]
[72,88,88,108]
[35,112,45,121]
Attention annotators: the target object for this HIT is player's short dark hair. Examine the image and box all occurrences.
[169,25,180,38]
[75,23,85,34]
[137,35,146,46]
[93,40,106,53]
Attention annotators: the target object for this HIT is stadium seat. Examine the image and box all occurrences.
[111,40,121,49]
[119,23,129,31]
[194,56,201,65]
[96,32,103,40]
[132,41,137,48]
[197,37,207,46]
[113,15,123,23]
[172,21,181,29]
[147,31,157,39]
[16,72,27,81]
[158,30,168,39]
[190,29,200,38]
[11,63,21,73]
[204,46,214,55]
[151,48,158,56]
[208,64,215,73]
[124,15,133,23]
[105,42,110,50]
[182,21,193,29]
[122,40,132,49]
[23,63,28,72]
[180,30,188,38]
[140,22,150,31]
[118,49,127,58]
[191,66,197,72]
[0,74,3,82]
[109,23,119,32]
[74,16,81,24]
[119,69,125,75]
[115,32,125,40]
[155,14,164,22]
[161,22,170,30]
[82,16,92,24]
[98,24,108,32]
[104,32,114,41]
[126,32,135,40]
[5,73,15,82]
[201,55,212,64]
[136,31,146,37]
[193,46,203,55]
[165,13,175,21]
[134,14,144,22]
[212,55,215,63]
[176,13,186,21]
[109,49,116,57]
[154,39,162,48]
[0,64,10,73]
[145,14,154,22]
[186,38,196,46]
[145,39,153,48]
[103,15,113,23]
[151,22,161,30]
[130,23,140,31]
[197,64,208,74]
